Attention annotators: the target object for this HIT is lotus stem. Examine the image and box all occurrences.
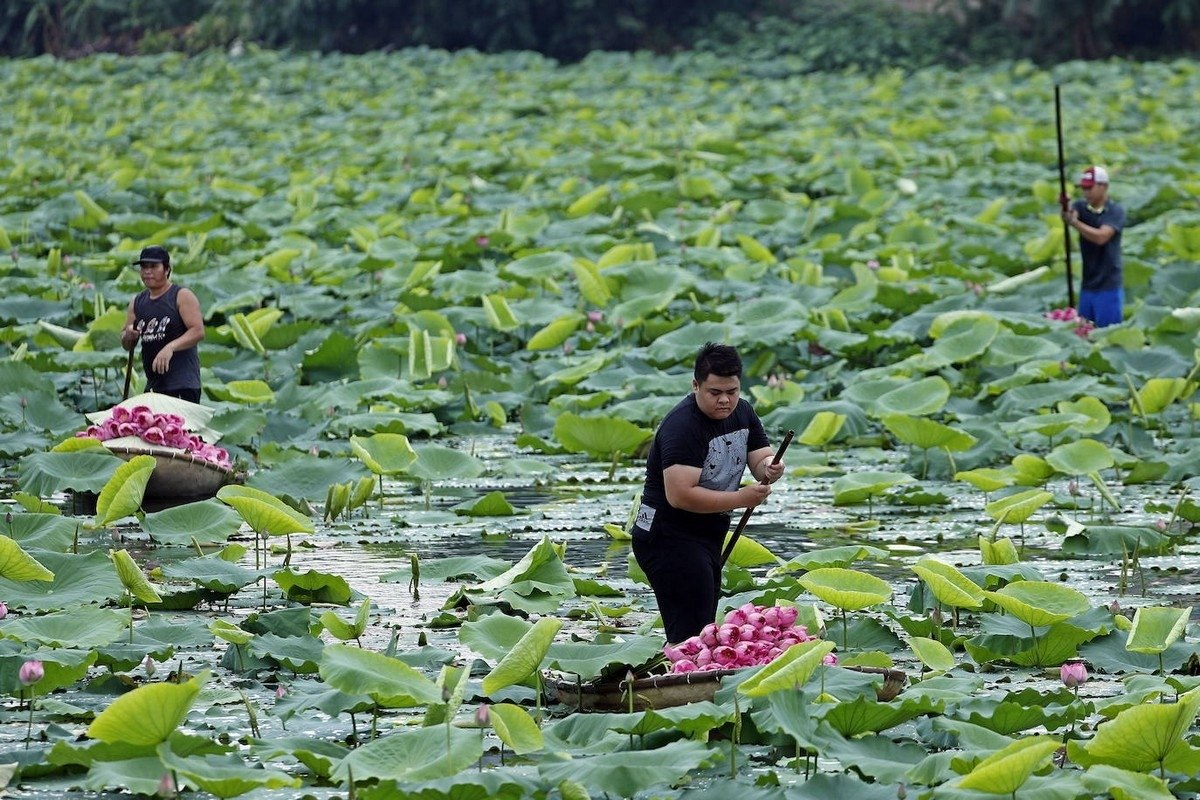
[24,686,34,749]
[1029,623,1040,667]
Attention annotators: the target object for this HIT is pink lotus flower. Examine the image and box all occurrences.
[1060,659,1088,689]
[474,703,490,725]
[587,311,603,323]
[0,602,7,620]
[110,406,132,423]
[18,660,43,686]
[142,426,165,445]
[672,659,697,673]
[822,653,839,666]
[116,421,138,437]
[455,332,467,345]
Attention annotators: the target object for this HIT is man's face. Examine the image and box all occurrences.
[1082,182,1107,207]
[693,374,740,420]
[138,262,168,289]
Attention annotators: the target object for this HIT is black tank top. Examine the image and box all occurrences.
[133,284,201,392]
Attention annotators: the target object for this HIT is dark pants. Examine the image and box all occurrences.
[632,527,723,643]
[150,387,201,403]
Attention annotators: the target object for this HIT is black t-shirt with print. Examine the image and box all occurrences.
[635,393,770,543]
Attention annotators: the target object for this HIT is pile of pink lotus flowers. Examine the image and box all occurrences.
[663,603,834,673]
[1044,307,1095,338]
[77,405,231,469]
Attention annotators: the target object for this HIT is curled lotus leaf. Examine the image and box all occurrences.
[983,581,1091,627]
[910,557,984,610]
[799,567,892,611]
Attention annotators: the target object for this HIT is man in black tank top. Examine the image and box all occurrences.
[120,246,205,403]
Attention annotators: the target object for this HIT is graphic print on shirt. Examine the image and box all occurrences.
[141,316,172,344]
[699,429,749,492]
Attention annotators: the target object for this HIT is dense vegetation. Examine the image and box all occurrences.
[2,0,1197,65]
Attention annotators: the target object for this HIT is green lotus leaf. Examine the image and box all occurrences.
[572,258,613,307]
[0,605,127,648]
[772,545,889,574]
[910,558,984,610]
[0,535,55,582]
[1126,606,1191,655]
[910,636,958,672]
[162,555,258,594]
[1057,396,1112,435]
[799,567,892,611]
[140,500,243,546]
[273,569,353,605]
[920,315,1001,368]
[333,725,481,783]
[721,531,780,568]
[737,639,836,697]
[459,613,533,661]
[17,451,122,497]
[349,433,417,476]
[955,468,1015,493]
[1045,439,1115,476]
[871,376,950,417]
[210,619,254,646]
[3,513,75,551]
[320,598,371,642]
[538,740,713,798]
[832,471,914,505]
[1080,764,1176,800]
[247,455,368,503]
[542,634,664,682]
[957,735,1061,794]
[93,455,156,528]
[0,551,122,611]
[983,581,1091,627]
[218,379,275,404]
[527,313,585,351]
[1067,686,1200,773]
[985,489,1053,524]
[1136,377,1189,415]
[452,490,517,517]
[1002,411,1092,439]
[797,410,846,448]
[1010,454,1055,486]
[490,702,545,755]
[87,671,206,745]
[216,485,315,536]
[0,647,96,696]
[319,643,443,707]
[405,444,486,481]
[882,414,977,451]
[482,294,520,331]
[978,536,1020,566]
[553,412,653,459]
[157,745,302,797]
[482,617,562,695]
[111,549,161,605]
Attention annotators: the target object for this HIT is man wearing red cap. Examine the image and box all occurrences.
[120,246,205,402]
[1062,166,1125,327]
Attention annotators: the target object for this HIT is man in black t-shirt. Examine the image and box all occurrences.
[632,342,785,643]
[1062,165,1126,327]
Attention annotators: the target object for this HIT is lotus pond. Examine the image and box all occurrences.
[2,47,1200,799]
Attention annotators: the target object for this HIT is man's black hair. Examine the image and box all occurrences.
[694,342,743,382]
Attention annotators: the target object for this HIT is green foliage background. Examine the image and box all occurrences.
[1,0,1196,63]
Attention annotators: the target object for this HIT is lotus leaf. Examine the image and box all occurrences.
[334,722,482,783]
[1045,439,1115,476]
[1067,686,1200,775]
[537,739,714,797]
[831,471,915,505]
[405,444,486,481]
[320,598,371,642]
[111,549,162,605]
[216,485,315,536]
[273,569,352,605]
[0,551,122,611]
[88,672,206,746]
[798,410,846,448]
[1,606,127,648]
[489,702,545,755]
[956,735,1061,794]
[910,558,984,610]
[910,636,958,672]
[349,433,417,475]
[870,376,950,417]
[319,644,442,707]
[553,413,652,460]
[737,639,836,697]
[985,489,1053,524]
[452,490,517,517]
[482,617,562,695]
[1126,606,1191,655]
[157,746,301,797]
[1079,764,1176,800]
[882,414,976,452]
[983,582,1091,627]
[0,535,55,583]
[800,567,892,611]
[139,500,243,546]
[978,536,1020,566]
[955,468,1014,493]
[17,451,121,497]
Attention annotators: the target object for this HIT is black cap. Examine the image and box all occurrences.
[133,245,170,266]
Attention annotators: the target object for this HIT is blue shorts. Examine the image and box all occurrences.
[1079,288,1123,327]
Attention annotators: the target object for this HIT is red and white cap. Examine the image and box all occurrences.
[1078,166,1109,188]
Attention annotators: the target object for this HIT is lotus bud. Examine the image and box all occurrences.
[822,653,839,667]
[699,625,719,648]
[0,602,7,620]
[276,684,286,699]
[475,236,489,247]
[1060,659,1088,690]
[1,514,8,526]
[746,611,766,628]
[475,703,491,726]
[776,606,798,628]
[712,645,737,666]
[157,773,176,798]
[695,649,712,667]
[587,311,602,323]
[724,608,749,627]
[586,322,594,333]
[673,659,697,673]
[562,341,574,355]
[1156,519,1167,532]
[142,655,155,677]
[678,637,702,657]
[759,625,780,641]
[767,647,782,660]
[663,643,685,662]
[716,625,738,647]
[455,332,467,345]
[929,606,943,627]
[18,660,43,686]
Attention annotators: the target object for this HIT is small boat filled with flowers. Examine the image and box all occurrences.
[549,603,906,712]
[75,393,236,504]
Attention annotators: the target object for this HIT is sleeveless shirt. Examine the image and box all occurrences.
[133,284,201,392]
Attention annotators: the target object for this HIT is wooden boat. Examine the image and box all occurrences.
[104,442,235,500]
[548,665,906,712]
